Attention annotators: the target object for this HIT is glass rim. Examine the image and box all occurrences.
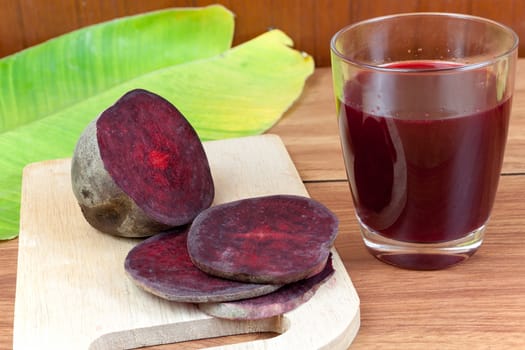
[330,12,519,73]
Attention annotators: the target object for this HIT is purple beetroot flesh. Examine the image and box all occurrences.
[124,227,281,303]
[198,254,335,320]
[71,89,214,237]
[187,194,339,284]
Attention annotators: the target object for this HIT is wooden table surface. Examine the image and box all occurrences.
[2,60,525,349]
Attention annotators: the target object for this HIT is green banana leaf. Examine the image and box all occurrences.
[0,9,314,240]
[0,5,235,133]
[0,5,235,240]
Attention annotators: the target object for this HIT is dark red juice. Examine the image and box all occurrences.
[338,60,511,243]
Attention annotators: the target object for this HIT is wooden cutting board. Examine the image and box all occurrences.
[13,134,360,349]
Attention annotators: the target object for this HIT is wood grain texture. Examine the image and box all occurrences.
[350,0,420,22]
[12,135,359,350]
[269,68,345,182]
[17,0,80,50]
[0,239,17,349]
[1,0,525,64]
[0,0,25,55]
[2,57,525,349]
[416,0,471,13]
[306,176,525,349]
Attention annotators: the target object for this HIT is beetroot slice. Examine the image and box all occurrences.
[187,195,338,284]
[124,227,281,303]
[198,255,335,320]
[96,89,214,227]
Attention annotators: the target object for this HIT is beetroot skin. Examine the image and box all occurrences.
[124,227,281,303]
[71,89,214,237]
[187,195,339,284]
[198,254,335,320]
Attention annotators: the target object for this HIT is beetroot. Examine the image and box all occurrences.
[187,195,338,284]
[198,255,335,320]
[124,227,281,303]
[71,89,214,237]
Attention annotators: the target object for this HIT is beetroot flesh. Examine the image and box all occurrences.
[96,89,214,227]
[198,255,335,320]
[71,89,214,237]
[124,227,281,303]
[187,195,339,284]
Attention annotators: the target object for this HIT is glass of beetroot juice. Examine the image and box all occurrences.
[330,13,518,270]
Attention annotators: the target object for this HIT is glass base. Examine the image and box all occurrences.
[359,219,485,270]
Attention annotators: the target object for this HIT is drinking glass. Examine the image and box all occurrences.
[330,13,518,269]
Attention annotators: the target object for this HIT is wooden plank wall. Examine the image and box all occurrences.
[0,0,523,66]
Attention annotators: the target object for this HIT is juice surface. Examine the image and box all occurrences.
[338,60,511,243]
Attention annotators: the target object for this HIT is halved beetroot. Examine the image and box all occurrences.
[71,89,214,237]
[187,195,338,284]
[198,255,335,320]
[124,227,281,303]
